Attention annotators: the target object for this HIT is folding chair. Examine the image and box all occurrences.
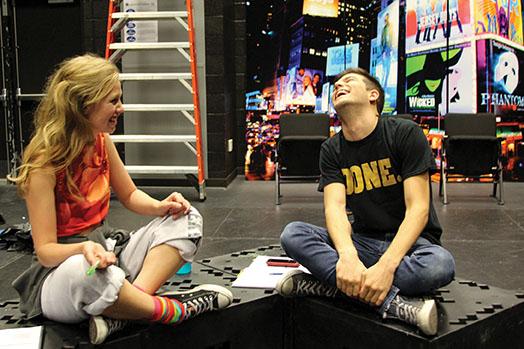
[440,113,504,205]
[275,113,330,205]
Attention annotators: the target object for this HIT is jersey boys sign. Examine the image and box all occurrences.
[405,0,472,53]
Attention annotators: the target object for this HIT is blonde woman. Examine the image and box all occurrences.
[9,54,232,344]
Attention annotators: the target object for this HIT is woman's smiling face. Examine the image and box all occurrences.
[86,81,124,135]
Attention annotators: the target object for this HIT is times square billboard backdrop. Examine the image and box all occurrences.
[245,0,524,181]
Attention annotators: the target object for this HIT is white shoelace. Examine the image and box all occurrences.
[395,300,419,325]
[106,319,127,334]
[296,279,338,297]
[184,294,215,319]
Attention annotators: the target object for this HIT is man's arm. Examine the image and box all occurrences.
[358,172,430,305]
[324,182,368,298]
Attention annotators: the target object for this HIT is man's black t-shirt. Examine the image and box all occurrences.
[318,117,442,244]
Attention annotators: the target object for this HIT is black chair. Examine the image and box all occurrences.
[440,113,504,205]
[275,113,330,205]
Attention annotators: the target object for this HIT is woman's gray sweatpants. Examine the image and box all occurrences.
[40,207,203,323]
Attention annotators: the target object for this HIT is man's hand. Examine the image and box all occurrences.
[157,192,191,219]
[358,261,395,306]
[336,252,367,298]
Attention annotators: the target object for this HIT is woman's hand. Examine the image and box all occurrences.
[157,192,191,220]
[82,241,116,269]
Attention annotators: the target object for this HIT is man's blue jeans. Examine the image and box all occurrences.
[280,221,455,314]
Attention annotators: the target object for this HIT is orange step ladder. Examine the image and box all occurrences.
[105,0,205,200]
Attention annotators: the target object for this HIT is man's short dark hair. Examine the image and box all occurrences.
[334,67,385,114]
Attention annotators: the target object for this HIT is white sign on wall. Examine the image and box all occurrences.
[123,0,158,42]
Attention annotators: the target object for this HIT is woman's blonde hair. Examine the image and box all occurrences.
[8,54,120,196]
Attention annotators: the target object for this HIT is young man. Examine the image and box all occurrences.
[276,67,455,336]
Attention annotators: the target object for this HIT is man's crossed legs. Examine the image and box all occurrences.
[277,222,455,335]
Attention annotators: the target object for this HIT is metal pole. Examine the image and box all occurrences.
[445,0,449,117]
[1,0,20,178]
[0,3,8,177]
[12,1,23,156]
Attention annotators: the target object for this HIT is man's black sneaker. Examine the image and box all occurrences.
[384,294,438,336]
[275,269,339,297]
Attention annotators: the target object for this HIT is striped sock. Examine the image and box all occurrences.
[150,296,186,324]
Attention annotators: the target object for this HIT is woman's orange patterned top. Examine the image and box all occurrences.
[55,133,110,237]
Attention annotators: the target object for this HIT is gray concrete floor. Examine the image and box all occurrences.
[1,178,523,302]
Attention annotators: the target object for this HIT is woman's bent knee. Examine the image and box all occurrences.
[41,255,126,323]
[52,254,92,288]
[169,238,201,262]
[146,207,203,261]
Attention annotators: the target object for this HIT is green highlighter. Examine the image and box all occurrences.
[86,260,100,276]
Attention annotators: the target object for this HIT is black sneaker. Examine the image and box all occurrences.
[89,316,128,345]
[159,284,233,321]
[275,269,339,297]
[384,295,437,336]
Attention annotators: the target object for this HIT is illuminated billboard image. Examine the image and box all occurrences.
[370,37,380,79]
[475,0,523,45]
[302,0,339,18]
[406,0,472,53]
[370,0,399,114]
[406,43,475,115]
[508,0,523,44]
[477,39,524,115]
[326,43,359,77]
[274,66,324,108]
[475,0,499,35]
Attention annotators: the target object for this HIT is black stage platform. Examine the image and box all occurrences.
[1,245,523,348]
